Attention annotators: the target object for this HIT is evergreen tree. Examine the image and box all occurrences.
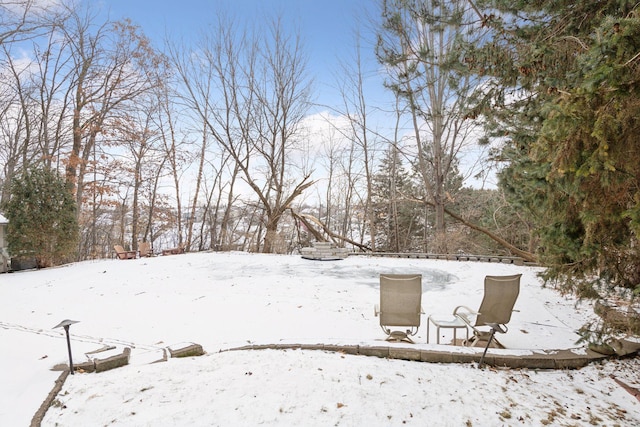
[2,167,79,268]
[535,14,640,290]
[410,140,464,252]
[471,1,640,292]
[372,147,424,252]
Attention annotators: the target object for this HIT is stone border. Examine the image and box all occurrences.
[30,370,69,427]
[30,345,194,426]
[95,347,131,372]
[168,343,205,358]
[31,339,640,426]
[221,340,640,370]
[348,252,534,266]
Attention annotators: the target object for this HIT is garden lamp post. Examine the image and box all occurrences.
[53,319,79,375]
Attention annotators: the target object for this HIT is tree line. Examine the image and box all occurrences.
[1,1,638,298]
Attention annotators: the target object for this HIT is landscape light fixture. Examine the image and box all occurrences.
[53,319,79,375]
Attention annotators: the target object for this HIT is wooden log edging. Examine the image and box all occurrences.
[220,341,640,370]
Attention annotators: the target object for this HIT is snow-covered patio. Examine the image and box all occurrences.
[1,252,639,425]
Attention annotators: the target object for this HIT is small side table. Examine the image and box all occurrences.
[427,315,469,344]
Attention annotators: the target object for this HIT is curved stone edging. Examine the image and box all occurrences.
[220,341,640,370]
[30,339,640,426]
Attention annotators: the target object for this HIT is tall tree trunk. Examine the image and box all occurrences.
[186,123,208,250]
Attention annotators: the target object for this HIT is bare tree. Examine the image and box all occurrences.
[0,52,32,204]
[154,70,188,249]
[0,0,64,44]
[0,2,71,203]
[109,100,162,251]
[198,150,240,251]
[332,33,384,250]
[173,14,314,254]
[61,7,161,211]
[30,24,75,169]
[250,18,315,253]
[184,118,210,251]
[316,124,343,234]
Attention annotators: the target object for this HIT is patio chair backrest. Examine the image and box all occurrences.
[379,274,422,327]
[476,274,521,326]
[139,241,151,257]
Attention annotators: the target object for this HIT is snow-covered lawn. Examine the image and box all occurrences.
[1,252,639,425]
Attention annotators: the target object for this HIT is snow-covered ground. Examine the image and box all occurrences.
[1,251,639,426]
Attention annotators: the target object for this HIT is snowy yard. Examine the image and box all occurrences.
[1,252,639,425]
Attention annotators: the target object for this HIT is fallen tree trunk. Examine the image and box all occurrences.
[291,210,327,243]
[441,205,537,263]
[399,193,538,263]
[291,203,537,264]
[291,210,371,252]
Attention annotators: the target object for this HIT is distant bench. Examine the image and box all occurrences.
[162,246,185,256]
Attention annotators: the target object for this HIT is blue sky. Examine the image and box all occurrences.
[101,0,384,111]
[93,1,493,188]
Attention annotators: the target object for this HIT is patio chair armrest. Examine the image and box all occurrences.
[453,305,477,316]
[453,305,477,325]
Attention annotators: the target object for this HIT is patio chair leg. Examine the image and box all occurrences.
[386,330,415,344]
[478,328,496,369]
